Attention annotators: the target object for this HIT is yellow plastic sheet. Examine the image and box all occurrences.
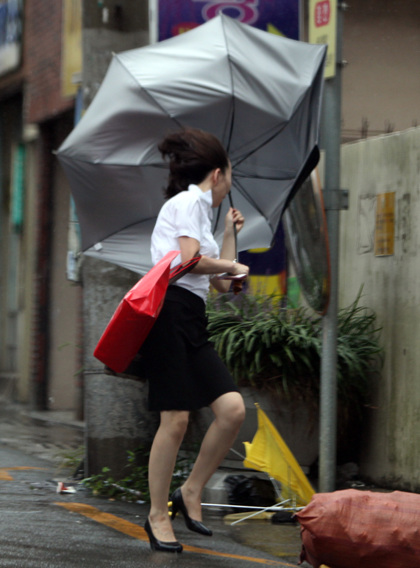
[243,404,315,506]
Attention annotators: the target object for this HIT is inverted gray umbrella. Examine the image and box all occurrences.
[57,14,327,274]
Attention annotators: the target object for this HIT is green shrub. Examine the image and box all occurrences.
[206,289,383,408]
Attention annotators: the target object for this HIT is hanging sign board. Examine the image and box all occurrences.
[308,0,337,78]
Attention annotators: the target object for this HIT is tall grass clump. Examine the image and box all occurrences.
[206,289,383,409]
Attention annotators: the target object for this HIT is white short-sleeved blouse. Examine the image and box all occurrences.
[151,184,219,302]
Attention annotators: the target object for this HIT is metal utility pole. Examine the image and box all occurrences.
[318,0,348,493]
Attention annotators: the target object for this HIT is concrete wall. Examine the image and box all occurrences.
[339,126,420,490]
[47,159,83,411]
[82,257,159,478]
[341,0,420,139]
[82,0,149,107]
[81,0,153,476]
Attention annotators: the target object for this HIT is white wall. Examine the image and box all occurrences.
[339,126,420,489]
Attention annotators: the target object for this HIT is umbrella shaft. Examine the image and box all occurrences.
[228,192,238,259]
[201,502,301,511]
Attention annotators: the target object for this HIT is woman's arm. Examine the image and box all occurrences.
[210,208,247,292]
[178,236,247,276]
[178,207,249,293]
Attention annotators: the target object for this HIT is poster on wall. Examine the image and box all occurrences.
[158,0,300,42]
[374,192,395,257]
[0,0,23,76]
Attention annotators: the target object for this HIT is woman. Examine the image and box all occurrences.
[142,128,249,553]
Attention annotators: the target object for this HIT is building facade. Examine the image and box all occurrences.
[0,0,83,413]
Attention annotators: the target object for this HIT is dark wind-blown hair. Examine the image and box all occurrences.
[158,128,229,199]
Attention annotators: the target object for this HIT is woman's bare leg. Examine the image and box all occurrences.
[180,391,245,521]
[148,410,189,541]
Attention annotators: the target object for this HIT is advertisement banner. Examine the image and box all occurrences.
[158,0,300,41]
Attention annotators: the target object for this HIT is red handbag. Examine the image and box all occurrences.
[94,250,200,372]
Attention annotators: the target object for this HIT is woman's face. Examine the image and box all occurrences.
[211,161,232,207]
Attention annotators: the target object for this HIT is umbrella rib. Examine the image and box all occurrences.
[114,54,185,131]
[221,16,236,154]
[85,216,158,251]
[233,172,295,182]
[230,82,319,170]
[59,153,168,169]
[212,176,283,238]
[231,124,286,170]
[232,177,275,234]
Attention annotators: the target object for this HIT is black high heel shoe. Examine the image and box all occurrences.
[144,518,183,553]
[170,488,213,536]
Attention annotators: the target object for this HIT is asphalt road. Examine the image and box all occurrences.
[0,421,304,568]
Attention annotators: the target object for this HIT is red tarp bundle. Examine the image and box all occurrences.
[296,489,420,568]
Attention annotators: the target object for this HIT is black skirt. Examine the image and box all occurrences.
[139,285,239,411]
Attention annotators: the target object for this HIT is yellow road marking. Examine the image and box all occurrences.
[0,467,45,481]
[57,502,148,539]
[56,502,293,566]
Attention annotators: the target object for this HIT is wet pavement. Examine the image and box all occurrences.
[229,519,303,563]
[0,398,308,567]
[0,402,85,465]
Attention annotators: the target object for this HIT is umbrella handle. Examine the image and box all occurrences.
[228,192,244,295]
[233,279,243,295]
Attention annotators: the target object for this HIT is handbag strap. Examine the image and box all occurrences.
[169,254,201,284]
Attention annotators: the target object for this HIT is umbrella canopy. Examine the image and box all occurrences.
[57,14,326,274]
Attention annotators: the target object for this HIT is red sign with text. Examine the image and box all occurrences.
[314,0,330,27]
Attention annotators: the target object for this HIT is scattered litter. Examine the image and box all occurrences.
[110,483,144,502]
[57,482,77,494]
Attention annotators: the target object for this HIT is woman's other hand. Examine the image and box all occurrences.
[230,261,249,278]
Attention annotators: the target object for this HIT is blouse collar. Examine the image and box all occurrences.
[188,184,213,218]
